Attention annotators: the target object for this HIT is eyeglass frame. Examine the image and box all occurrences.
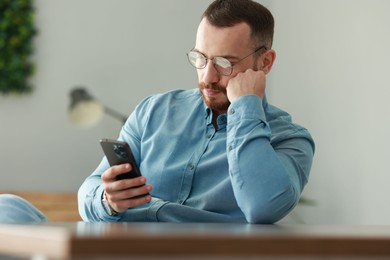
[186,45,268,76]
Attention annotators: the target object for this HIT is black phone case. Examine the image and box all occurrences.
[100,139,142,180]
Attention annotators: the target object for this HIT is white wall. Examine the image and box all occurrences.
[0,0,210,192]
[268,0,390,225]
[1,0,389,225]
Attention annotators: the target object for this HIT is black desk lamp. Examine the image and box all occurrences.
[69,87,127,128]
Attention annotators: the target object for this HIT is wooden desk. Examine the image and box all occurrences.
[0,222,390,259]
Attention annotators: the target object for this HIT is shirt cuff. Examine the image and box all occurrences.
[227,95,266,123]
[95,185,121,221]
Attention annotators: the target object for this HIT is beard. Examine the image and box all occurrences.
[198,82,230,114]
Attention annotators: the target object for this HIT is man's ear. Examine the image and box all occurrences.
[260,49,276,75]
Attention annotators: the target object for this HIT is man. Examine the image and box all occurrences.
[78,0,314,224]
[0,0,314,224]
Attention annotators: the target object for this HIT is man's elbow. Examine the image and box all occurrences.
[243,187,299,224]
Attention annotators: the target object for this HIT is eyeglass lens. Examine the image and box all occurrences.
[187,51,233,76]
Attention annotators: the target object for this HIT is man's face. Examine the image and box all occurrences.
[194,18,257,114]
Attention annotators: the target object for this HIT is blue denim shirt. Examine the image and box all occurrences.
[78,89,314,224]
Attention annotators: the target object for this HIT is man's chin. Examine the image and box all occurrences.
[199,86,230,114]
[202,96,230,114]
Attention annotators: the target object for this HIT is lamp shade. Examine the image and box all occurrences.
[69,88,104,128]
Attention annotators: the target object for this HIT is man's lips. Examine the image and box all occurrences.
[204,88,222,97]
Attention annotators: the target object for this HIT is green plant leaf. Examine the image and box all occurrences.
[0,0,36,95]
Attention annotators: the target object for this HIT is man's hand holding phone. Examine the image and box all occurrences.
[101,163,152,214]
[99,139,152,214]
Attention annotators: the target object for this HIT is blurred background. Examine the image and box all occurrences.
[1,0,389,225]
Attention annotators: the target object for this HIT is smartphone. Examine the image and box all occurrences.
[99,139,142,180]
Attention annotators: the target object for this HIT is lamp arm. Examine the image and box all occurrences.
[104,106,128,124]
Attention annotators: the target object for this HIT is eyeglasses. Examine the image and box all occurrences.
[186,45,267,76]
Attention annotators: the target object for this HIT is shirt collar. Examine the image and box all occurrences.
[204,104,228,128]
[204,105,213,125]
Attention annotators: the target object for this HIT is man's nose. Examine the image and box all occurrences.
[201,60,220,85]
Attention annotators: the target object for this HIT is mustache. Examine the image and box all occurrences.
[198,82,226,93]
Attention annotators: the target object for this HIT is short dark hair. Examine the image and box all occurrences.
[202,0,274,49]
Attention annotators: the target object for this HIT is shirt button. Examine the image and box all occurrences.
[179,200,184,204]
[207,134,212,138]
[228,145,233,151]
[229,109,235,115]
[189,164,195,170]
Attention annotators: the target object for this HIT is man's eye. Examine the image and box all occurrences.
[215,58,232,69]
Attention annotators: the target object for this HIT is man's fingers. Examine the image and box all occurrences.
[105,176,148,193]
[114,194,152,212]
[101,163,152,213]
[107,183,152,202]
[105,185,153,212]
[101,163,132,182]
